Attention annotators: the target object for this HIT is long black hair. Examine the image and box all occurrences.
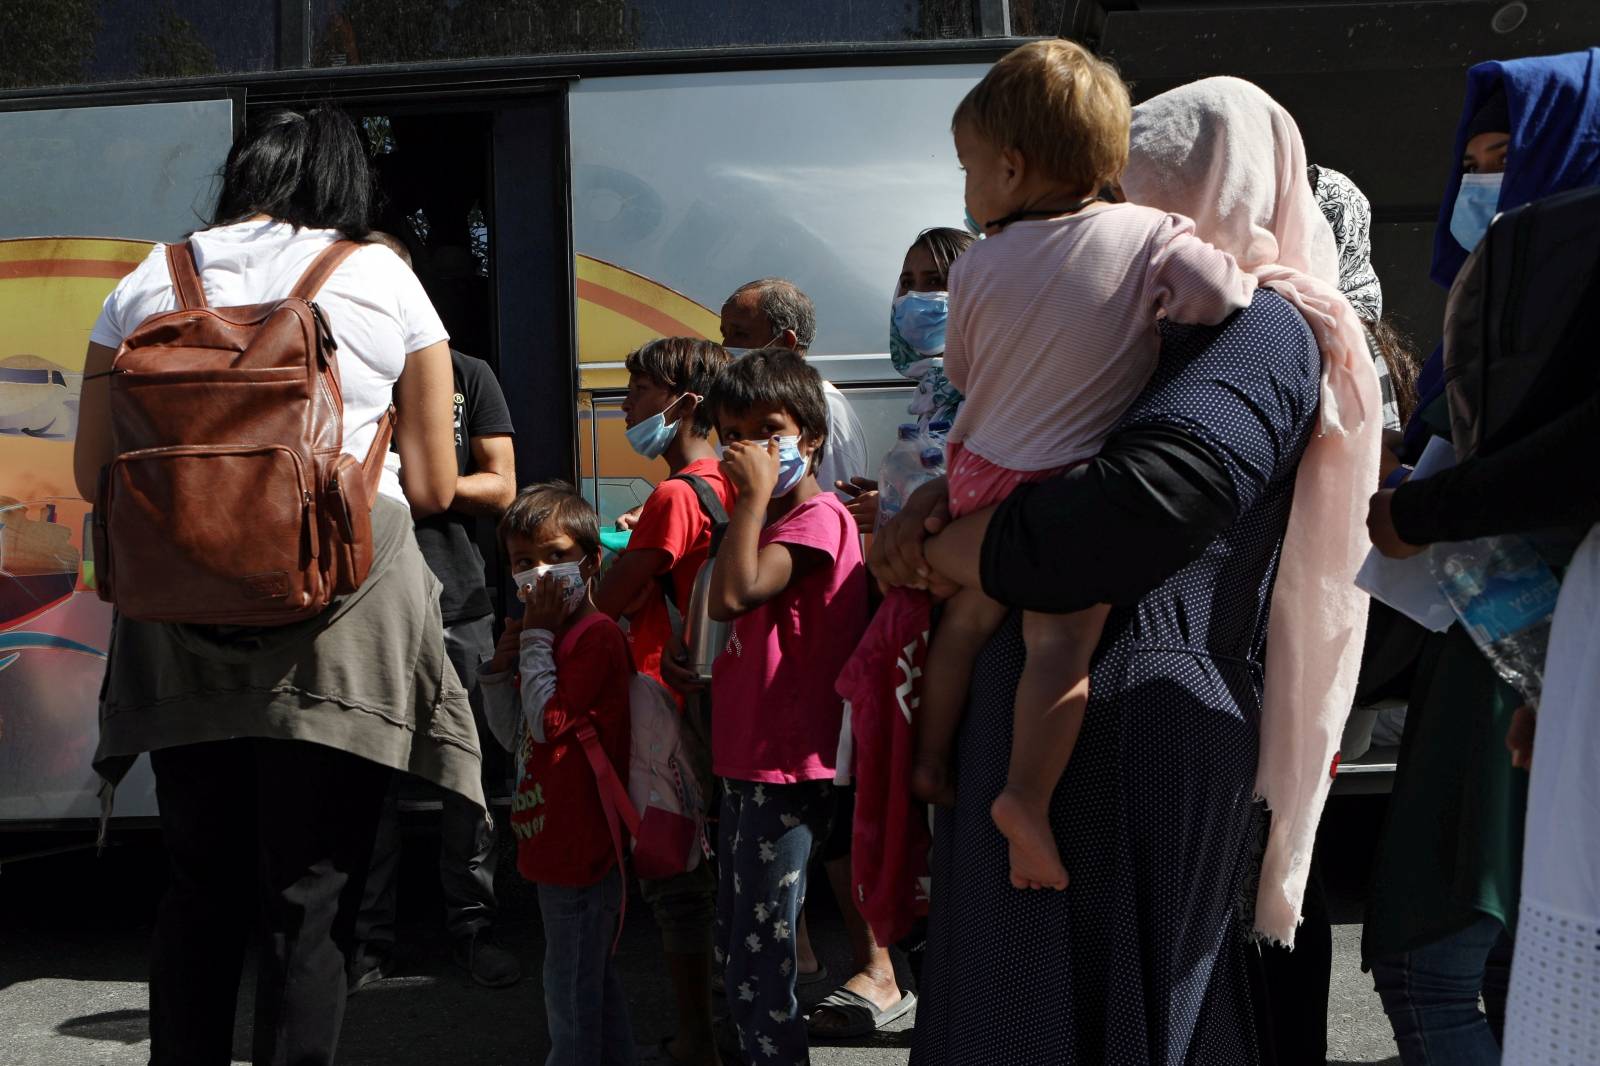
[909,227,977,281]
[1370,316,1422,427]
[211,106,373,238]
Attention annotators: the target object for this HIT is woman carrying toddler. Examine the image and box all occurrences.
[911,39,1256,891]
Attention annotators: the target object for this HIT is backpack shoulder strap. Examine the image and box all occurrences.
[668,473,731,557]
[576,719,640,953]
[577,719,642,837]
[655,473,731,610]
[359,407,395,501]
[557,610,615,659]
[165,242,207,310]
[290,239,362,301]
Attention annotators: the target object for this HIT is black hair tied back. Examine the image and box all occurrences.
[212,106,373,239]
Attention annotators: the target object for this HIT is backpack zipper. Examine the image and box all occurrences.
[309,301,339,356]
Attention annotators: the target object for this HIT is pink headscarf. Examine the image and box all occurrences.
[1122,77,1382,947]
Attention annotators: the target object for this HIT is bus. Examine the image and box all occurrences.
[2,0,1589,831]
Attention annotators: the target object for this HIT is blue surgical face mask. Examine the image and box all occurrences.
[963,209,983,236]
[892,290,949,356]
[772,434,810,497]
[1449,172,1503,251]
[625,393,690,459]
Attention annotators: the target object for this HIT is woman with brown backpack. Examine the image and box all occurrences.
[73,105,480,1066]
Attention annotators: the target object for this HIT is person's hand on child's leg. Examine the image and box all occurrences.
[924,568,961,602]
[869,476,950,589]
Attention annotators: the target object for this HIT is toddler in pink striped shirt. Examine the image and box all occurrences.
[914,40,1257,892]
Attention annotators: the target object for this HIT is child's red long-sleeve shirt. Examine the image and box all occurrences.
[481,612,632,887]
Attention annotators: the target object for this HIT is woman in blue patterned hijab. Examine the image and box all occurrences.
[888,226,975,428]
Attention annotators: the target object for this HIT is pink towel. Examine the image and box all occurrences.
[835,588,934,946]
[1122,77,1383,946]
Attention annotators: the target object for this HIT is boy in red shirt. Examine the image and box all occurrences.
[595,337,730,1066]
[481,482,636,1066]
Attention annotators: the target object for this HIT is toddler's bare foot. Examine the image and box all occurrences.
[911,755,957,808]
[991,788,1068,890]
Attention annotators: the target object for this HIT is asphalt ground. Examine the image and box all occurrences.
[0,796,1402,1065]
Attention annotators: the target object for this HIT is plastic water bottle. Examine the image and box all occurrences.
[1429,535,1562,706]
[876,424,923,528]
[876,423,947,531]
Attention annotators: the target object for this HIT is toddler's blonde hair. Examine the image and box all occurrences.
[954,39,1131,195]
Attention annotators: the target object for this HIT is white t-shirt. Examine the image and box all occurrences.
[818,380,869,499]
[89,220,449,504]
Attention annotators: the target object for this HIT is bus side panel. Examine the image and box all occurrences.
[0,98,234,824]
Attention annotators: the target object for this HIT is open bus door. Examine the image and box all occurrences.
[0,91,238,827]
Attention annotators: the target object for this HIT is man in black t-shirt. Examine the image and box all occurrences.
[350,233,521,990]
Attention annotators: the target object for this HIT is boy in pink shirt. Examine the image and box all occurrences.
[706,348,868,1065]
[911,40,1257,893]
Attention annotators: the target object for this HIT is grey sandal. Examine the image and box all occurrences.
[804,987,917,1040]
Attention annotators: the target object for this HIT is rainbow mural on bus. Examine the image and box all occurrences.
[574,254,721,525]
[0,238,148,819]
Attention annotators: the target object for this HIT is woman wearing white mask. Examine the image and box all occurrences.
[837,227,976,534]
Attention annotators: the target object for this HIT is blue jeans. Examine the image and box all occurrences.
[537,867,636,1066]
[716,779,835,1066]
[1370,915,1513,1066]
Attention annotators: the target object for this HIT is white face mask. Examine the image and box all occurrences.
[513,561,589,616]
[723,332,783,360]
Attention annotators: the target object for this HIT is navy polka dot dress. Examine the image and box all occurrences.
[911,292,1323,1066]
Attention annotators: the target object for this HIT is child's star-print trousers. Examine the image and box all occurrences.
[715,778,835,1065]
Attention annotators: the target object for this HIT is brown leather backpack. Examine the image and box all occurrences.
[93,239,393,626]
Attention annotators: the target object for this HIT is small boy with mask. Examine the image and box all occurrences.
[480,482,636,1066]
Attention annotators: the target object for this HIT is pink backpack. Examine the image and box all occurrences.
[569,614,708,884]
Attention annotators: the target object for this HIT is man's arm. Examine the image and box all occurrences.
[450,433,516,516]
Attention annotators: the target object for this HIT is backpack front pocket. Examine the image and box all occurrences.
[102,443,321,625]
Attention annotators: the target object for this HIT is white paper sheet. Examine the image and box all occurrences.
[1355,438,1460,632]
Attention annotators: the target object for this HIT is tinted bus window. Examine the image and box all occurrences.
[1,0,981,91]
